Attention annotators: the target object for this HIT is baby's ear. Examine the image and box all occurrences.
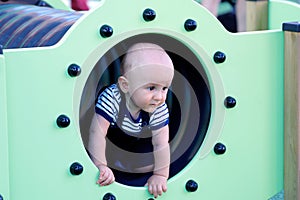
[118,76,129,93]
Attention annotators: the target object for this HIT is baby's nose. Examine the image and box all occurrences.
[153,90,165,101]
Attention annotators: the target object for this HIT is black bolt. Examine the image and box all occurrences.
[185,180,198,192]
[100,25,113,38]
[56,114,70,128]
[35,0,50,7]
[184,19,197,32]
[214,142,226,155]
[143,8,156,21]
[224,96,236,108]
[213,51,226,63]
[70,162,83,175]
[103,193,116,200]
[0,45,3,55]
[68,64,81,77]
[148,198,154,200]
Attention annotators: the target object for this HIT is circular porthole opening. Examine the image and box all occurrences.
[79,33,211,186]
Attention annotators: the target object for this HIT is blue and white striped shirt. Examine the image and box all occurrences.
[95,84,169,135]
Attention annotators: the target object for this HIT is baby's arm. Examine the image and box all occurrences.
[88,114,115,186]
[147,125,170,198]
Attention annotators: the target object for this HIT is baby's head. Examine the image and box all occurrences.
[118,43,174,113]
[119,43,174,93]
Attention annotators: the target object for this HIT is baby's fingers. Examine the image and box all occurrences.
[96,170,107,184]
[162,184,167,192]
[100,175,115,186]
[148,185,155,198]
[148,185,163,198]
[97,169,115,186]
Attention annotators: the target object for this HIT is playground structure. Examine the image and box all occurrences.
[1,0,300,199]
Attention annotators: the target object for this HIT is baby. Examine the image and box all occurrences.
[88,43,174,198]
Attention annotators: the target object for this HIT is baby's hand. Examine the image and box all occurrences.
[96,165,115,186]
[146,174,168,198]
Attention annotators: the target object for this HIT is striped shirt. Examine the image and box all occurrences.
[95,84,169,135]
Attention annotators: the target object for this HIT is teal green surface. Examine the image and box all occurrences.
[0,54,10,200]
[269,0,300,29]
[45,0,71,10]
[2,0,300,199]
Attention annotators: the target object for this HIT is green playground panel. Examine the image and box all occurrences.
[1,0,300,199]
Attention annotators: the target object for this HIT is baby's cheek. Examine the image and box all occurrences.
[162,94,167,102]
[158,101,164,107]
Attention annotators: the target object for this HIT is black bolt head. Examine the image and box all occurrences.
[68,64,81,77]
[214,143,226,155]
[185,179,198,192]
[36,0,49,7]
[143,8,156,21]
[184,19,197,32]
[224,96,236,108]
[213,51,226,63]
[103,193,116,200]
[56,114,70,128]
[70,162,83,175]
[100,25,113,38]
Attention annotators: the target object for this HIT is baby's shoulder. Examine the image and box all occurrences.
[101,84,121,103]
[101,84,119,95]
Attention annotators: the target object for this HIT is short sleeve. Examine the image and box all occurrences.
[149,103,169,130]
[95,86,118,123]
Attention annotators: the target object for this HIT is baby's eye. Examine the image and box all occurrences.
[162,87,168,91]
[147,86,155,91]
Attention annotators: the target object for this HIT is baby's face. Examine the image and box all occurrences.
[120,43,174,113]
[130,81,170,113]
[131,84,168,113]
[125,64,173,113]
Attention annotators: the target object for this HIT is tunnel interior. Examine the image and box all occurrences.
[79,33,212,186]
